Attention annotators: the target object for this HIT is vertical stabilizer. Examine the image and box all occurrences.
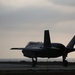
[44,30,51,48]
[67,35,75,48]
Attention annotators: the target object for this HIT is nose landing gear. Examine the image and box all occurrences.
[32,58,37,67]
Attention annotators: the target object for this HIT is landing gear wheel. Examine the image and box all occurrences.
[63,60,68,67]
[32,60,36,67]
[32,58,37,67]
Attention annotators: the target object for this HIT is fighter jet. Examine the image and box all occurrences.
[11,30,75,67]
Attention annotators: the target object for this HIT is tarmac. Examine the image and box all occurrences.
[0,62,75,75]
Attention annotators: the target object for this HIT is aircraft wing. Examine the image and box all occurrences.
[10,48,25,50]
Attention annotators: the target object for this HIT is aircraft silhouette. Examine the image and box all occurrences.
[11,30,75,67]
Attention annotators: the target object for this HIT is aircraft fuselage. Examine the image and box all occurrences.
[22,42,66,58]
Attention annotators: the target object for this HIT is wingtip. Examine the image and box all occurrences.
[10,48,13,50]
[10,48,16,50]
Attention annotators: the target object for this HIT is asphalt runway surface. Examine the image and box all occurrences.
[0,63,75,71]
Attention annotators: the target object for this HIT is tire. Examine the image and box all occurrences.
[32,60,36,67]
[63,60,68,67]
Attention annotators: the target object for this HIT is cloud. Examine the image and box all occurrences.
[0,0,53,10]
[48,0,75,13]
[0,6,75,31]
[0,0,75,16]
[50,0,75,6]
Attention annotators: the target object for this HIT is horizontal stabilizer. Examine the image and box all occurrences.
[10,48,25,50]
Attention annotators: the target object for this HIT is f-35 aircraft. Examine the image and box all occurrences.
[11,30,75,67]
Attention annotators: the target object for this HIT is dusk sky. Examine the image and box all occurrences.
[0,0,75,59]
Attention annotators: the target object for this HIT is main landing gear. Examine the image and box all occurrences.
[62,55,68,67]
[63,60,68,67]
[32,58,37,67]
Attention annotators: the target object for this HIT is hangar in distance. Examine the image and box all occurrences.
[11,30,75,67]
